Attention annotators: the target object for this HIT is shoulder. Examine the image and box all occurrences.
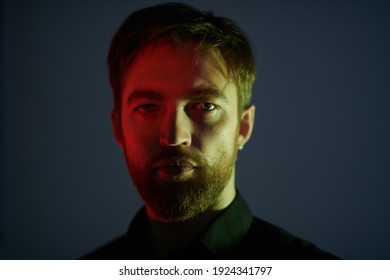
[237,217,339,259]
[81,235,128,260]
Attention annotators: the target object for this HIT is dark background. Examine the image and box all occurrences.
[1,0,389,259]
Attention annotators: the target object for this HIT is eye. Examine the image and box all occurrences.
[195,102,217,111]
[135,104,156,113]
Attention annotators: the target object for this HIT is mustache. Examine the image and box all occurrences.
[147,148,206,170]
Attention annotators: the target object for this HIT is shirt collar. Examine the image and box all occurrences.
[126,191,253,259]
[199,191,253,257]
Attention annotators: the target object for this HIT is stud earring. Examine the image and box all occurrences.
[238,145,244,151]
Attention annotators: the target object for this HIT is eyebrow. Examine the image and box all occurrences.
[126,88,229,105]
[127,90,164,105]
[189,89,229,103]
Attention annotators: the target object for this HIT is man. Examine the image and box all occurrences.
[85,2,338,259]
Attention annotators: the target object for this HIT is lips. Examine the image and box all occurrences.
[153,157,197,177]
[154,157,197,169]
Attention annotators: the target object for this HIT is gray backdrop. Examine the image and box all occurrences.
[1,0,389,259]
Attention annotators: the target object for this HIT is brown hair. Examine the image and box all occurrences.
[108,2,256,112]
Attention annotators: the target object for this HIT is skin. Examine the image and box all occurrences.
[111,42,255,257]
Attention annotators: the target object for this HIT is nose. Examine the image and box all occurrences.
[159,107,192,147]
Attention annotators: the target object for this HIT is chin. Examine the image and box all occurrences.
[146,205,203,223]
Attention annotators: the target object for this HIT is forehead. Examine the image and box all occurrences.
[120,43,236,100]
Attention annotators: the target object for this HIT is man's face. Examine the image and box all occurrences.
[112,43,254,222]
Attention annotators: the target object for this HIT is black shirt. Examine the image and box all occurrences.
[83,193,338,259]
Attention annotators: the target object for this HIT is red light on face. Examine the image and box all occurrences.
[112,43,253,222]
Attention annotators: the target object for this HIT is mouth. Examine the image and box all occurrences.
[153,158,197,177]
[154,157,196,168]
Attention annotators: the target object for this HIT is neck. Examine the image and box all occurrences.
[146,185,236,258]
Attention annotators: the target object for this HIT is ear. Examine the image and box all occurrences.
[110,109,124,149]
[237,105,255,148]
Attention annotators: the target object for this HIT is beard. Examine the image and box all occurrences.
[123,145,237,222]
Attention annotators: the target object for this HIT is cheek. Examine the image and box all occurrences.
[195,116,239,151]
[121,118,159,154]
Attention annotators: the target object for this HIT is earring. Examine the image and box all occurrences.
[238,145,244,151]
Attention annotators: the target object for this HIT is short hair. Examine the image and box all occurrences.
[108,2,256,113]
